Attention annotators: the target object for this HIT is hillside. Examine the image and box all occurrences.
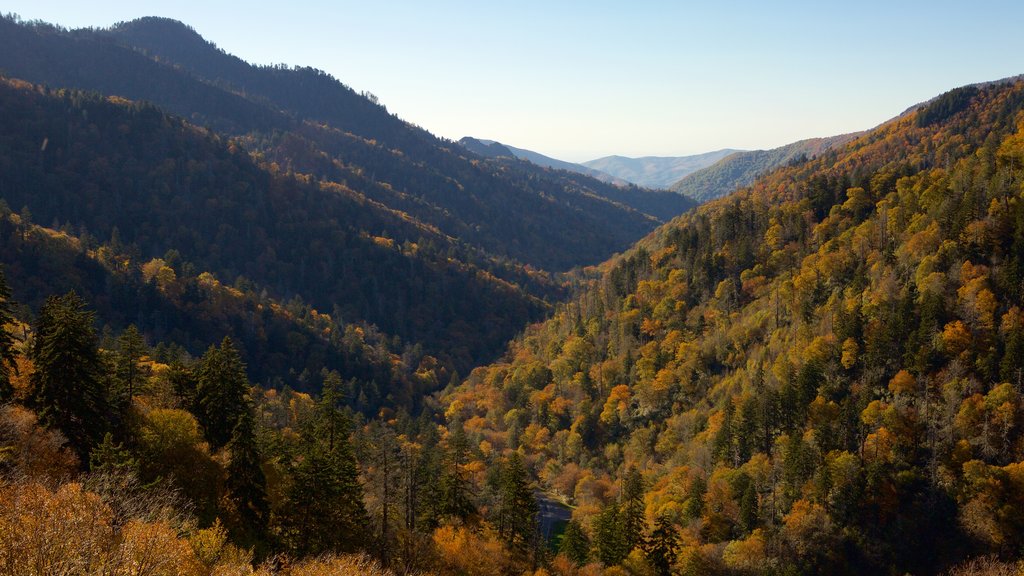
[440,79,1024,573]
[0,77,550,374]
[459,137,630,186]
[581,149,739,189]
[0,15,695,272]
[671,133,860,203]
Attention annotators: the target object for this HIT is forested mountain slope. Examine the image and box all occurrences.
[442,79,1024,573]
[0,15,695,272]
[0,78,546,373]
[671,133,859,203]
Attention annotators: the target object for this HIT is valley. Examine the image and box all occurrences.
[0,10,1023,576]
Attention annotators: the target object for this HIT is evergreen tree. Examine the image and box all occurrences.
[559,519,590,566]
[0,266,17,402]
[644,515,679,576]
[29,291,110,463]
[193,337,250,449]
[113,324,147,410]
[438,420,476,522]
[283,377,369,555]
[497,452,539,554]
[594,501,627,566]
[621,465,647,552]
[226,409,269,541]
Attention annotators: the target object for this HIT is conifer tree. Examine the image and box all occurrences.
[438,420,476,522]
[0,266,17,402]
[29,291,110,463]
[644,515,679,576]
[113,324,147,409]
[283,373,368,555]
[594,501,627,566]
[559,519,590,565]
[193,337,250,449]
[226,409,269,539]
[621,465,647,552]
[497,452,538,554]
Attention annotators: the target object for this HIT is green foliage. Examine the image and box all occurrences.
[0,266,16,402]
[282,399,368,555]
[225,410,268,543]
[558,520,590,565]
[28,291,110,463]
[497,452,538,555]
[193,337,251,450]
[644,515,680,576]
[439,78,1024,574]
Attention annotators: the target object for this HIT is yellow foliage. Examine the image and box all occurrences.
[888,370,916,395]
[722,528,767,571]
[432,524,513,576]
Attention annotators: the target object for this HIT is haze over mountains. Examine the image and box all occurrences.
[2,11,1024,576]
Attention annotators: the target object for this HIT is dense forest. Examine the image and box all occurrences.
[670,134,859,203]
[0,14,694,272]
[3,11,1024,576]
[441,79,1024,574]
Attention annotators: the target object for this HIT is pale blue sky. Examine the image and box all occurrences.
[6,1,1024,161]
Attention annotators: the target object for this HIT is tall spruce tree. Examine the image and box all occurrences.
[29,291,110,463]
[193,337,250,449]
[559,520,591,566]
[621,465,647,552]
[497,452,539,555]
[226,409,269,541]
[283,372,368,555]
[113,324,147,410]
[0,266,17,402]
[644,515,680,576]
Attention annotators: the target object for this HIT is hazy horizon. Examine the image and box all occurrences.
[6,0,1023,162]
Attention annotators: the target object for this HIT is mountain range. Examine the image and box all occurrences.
[581,149,739,189]
[2,11,1024,576]
[670,133,860,202]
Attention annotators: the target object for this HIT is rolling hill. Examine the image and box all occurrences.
[670,133,860,202]
[581,149,739,189]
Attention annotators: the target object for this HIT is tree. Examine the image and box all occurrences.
[0,266,17,402]
[594,501,627,566]
[113,324,147,410]
[644,515,679,576]
[620,465,647,552]
[438,421,476,523]
[559,520,590,565]
[225,409,269,543]
[29,291,110,463]
[193,337,250,450]
[282,379,368,555]
[497,452,538,555]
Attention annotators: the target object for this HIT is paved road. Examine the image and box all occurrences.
[536,492,573,544]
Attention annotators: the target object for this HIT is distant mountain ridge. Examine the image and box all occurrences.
[0,15,695,273]
[580,149,740,189]
[457,137,629,185]
[670,134,860,202]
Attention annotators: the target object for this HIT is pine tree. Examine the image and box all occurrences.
[594,501,627,566]
[438,420,476,522]
[226,409,269,541]
[643,515,679,576]
[498,452,539,554]
[559,519,590,565]
[283,376,369,555]
[193,337,250,449]
[0,266,17,402]
[621,465,647,552]
[113,324,147,410]
[29,291,110,463]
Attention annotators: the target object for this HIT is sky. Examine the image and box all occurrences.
[5,1,1024,162]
